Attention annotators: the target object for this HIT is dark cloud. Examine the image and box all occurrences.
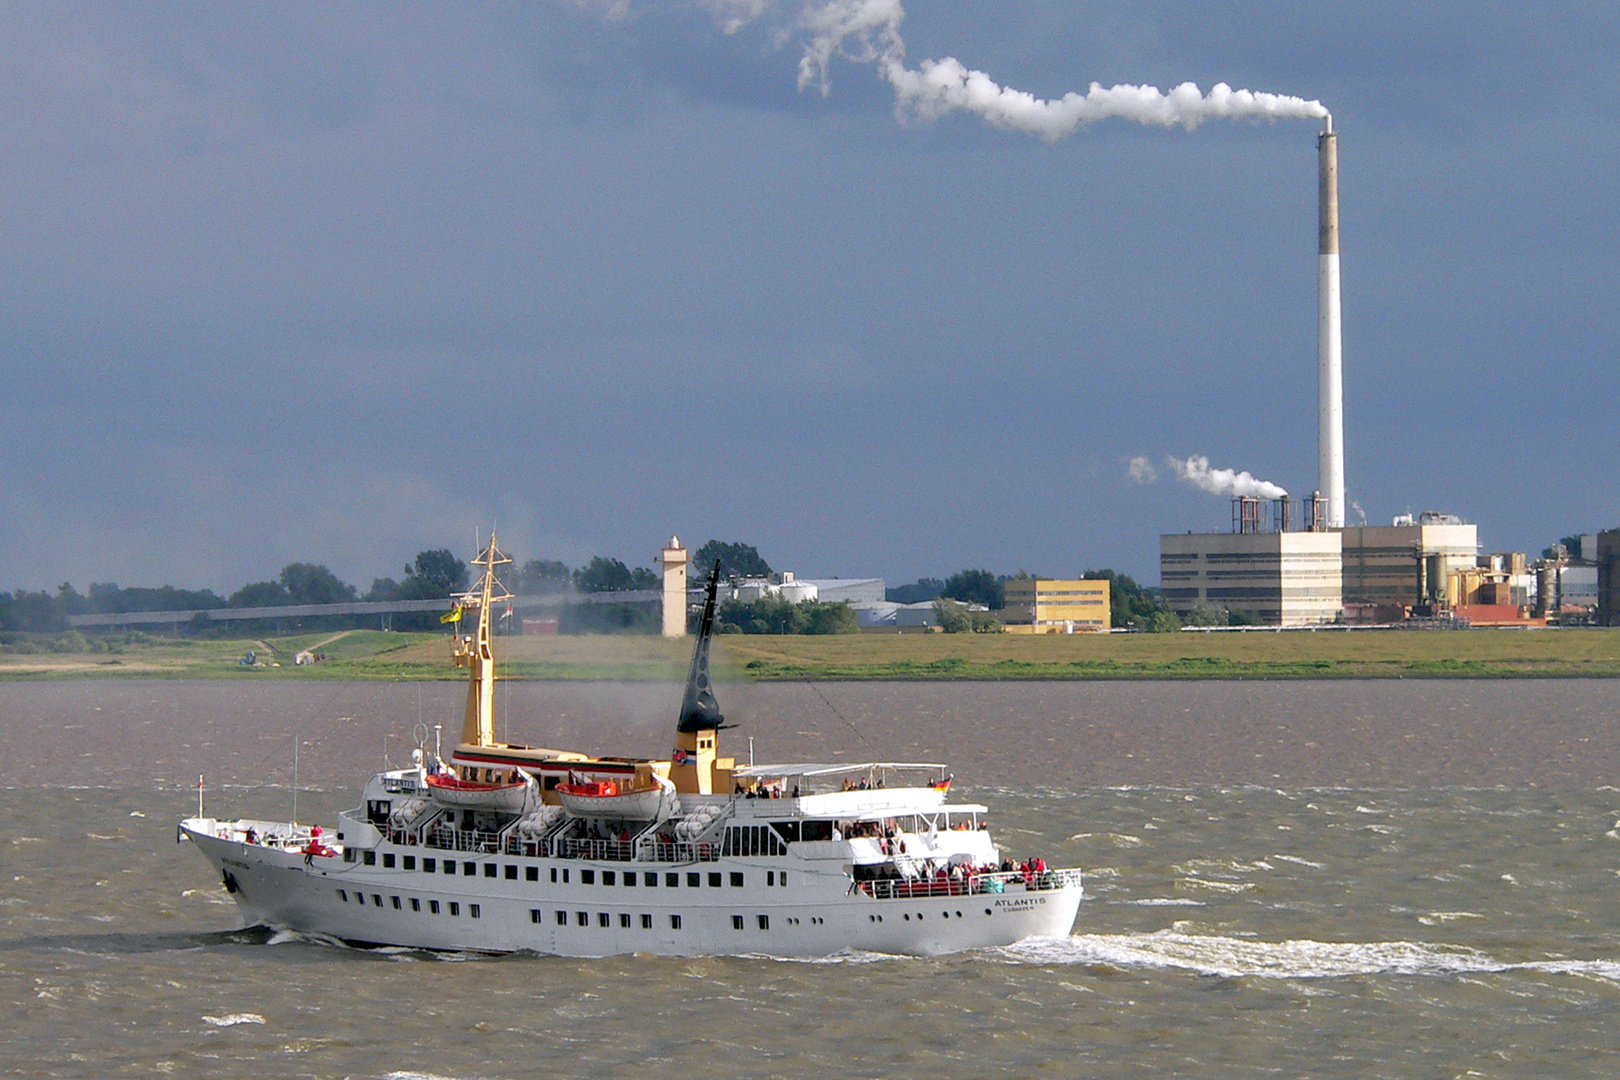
[2,2,1615,592]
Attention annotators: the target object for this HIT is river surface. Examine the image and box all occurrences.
[2,678,1619,1078]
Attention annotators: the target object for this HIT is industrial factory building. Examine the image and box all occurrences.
[1002,578,1111,633]
[1599,530,1620,627]
[1339,513,1480,614]
[1160,500,1343,627]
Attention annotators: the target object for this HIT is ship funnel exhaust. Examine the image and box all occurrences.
[1317,119,1345,528]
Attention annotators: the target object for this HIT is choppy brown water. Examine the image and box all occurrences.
[3,678,1620,1078]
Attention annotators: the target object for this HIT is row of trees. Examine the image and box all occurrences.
[1,539,775,636]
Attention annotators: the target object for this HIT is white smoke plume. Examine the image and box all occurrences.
[1168,455,1286,500]
[790,1,1328,140]
[1126,456,1158,484]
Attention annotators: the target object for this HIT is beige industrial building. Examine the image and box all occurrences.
[1340,514,1479,611]
[1160,529,1343,626]
[1002,578,1111,632]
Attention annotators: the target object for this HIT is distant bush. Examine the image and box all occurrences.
[933,597,1004,634]
[713,597,860,635]
[50,631,89,653]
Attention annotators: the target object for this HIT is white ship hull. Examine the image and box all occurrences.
[182,819,1081,958]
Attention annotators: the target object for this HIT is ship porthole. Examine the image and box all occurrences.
[984,909,992,916]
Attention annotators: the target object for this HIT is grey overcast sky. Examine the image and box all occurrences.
[3,2,1616,594]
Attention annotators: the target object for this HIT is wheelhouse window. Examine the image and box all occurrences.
[724,825,786,857]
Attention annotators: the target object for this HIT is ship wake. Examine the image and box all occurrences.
[1001,931,1620,984]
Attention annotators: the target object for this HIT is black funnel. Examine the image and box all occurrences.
[677,560,729,734]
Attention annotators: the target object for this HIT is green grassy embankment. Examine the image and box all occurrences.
[3,627,1619,681]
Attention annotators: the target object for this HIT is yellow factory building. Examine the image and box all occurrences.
[1001,578,1111,633]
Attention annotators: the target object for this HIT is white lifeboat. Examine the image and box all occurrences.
[556,772,676,820]
[426,770,534,813]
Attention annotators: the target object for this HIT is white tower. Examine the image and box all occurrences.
[659,536,689,638]
[1318,116,1345,528]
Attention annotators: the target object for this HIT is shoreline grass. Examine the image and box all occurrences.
[3,627,1619,681]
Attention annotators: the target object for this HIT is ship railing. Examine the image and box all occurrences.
[414,825,502,853]
[637,840,719,865]
[556,836,635,862]
[852,868,1082,900]
[228,827,313,851]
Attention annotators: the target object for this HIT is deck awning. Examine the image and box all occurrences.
[730,762,947,778]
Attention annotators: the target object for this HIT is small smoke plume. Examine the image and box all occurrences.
[1126,456,1158,484]
[792,1,1327,140]
[1168,455,1286,500]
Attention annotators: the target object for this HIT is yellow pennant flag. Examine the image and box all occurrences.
[440,604,464,624]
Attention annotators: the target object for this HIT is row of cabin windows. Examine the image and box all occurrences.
[335,889,479,919]
[350,852,788,890]
[530,911,771,931]
[532,910,674,930]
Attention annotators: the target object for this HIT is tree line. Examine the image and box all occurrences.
[0,545,675,636]
[0,538,801,637]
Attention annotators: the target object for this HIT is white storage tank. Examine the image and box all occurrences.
[779,580,819,604]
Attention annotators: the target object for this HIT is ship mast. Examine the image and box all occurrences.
[454,536,512,748]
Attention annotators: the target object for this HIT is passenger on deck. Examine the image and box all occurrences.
[244,827,258,845]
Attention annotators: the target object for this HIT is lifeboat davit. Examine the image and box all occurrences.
[556,773,677,820]
[426,771,534,813]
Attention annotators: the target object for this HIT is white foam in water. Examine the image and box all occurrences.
[202,1013,265,1027]
[1001,931,1620,984]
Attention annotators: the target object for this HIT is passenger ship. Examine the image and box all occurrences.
[179,541,1083,957]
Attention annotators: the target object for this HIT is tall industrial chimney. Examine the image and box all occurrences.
[1317,116,1345,528]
